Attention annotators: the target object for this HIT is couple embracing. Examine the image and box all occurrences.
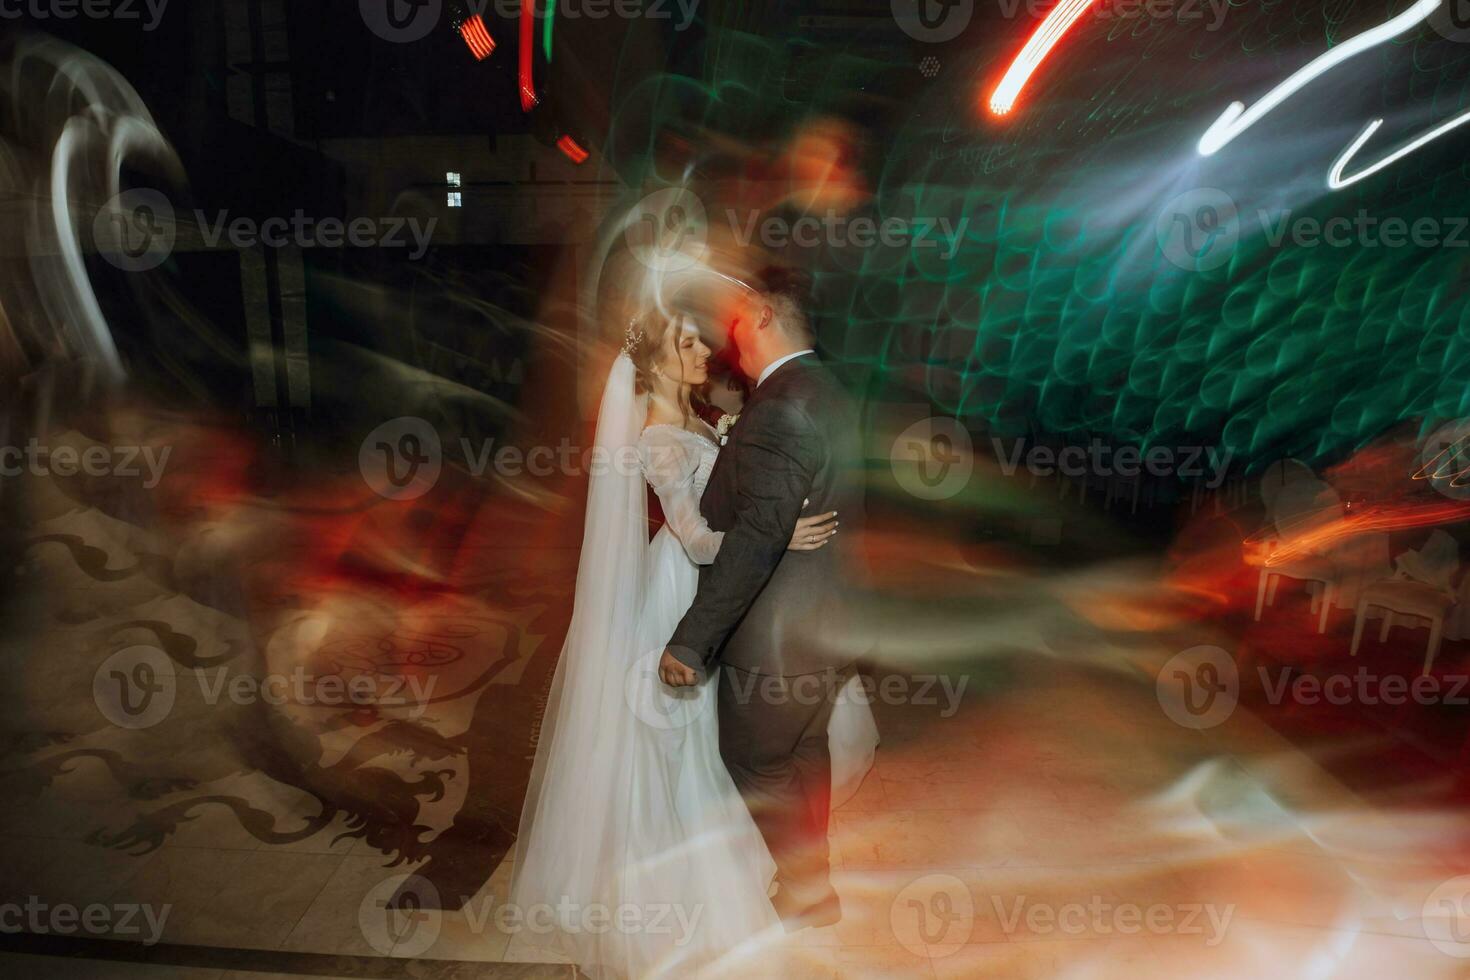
[511,267,878,978]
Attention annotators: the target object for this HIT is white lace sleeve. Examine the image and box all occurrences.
[640,429,724,565]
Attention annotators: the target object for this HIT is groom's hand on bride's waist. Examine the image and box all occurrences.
[658,648,700,688]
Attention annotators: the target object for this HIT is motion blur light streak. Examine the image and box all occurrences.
[556,135,588,163]
[1329,106,1470,189]
[1247,501,1470,567]
[7,7,1470,977]
[988,0,1100,116]
[1414,436,1470,488]
[459,15,496,61]
[520,0,537,111]
[1196,0,1441,157]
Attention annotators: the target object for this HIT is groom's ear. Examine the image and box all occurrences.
[757,304,775,331]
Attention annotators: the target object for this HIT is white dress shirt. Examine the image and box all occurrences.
[756,349,815,387]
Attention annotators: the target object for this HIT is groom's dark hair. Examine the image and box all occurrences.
[753,264,815,343]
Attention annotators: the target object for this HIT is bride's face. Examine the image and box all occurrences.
[657,320,711,387]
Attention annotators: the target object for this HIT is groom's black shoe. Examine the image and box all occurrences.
[772,885,842,932]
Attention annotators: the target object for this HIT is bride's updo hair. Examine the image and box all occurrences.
[626,309,679,396]
[625,308,714,425]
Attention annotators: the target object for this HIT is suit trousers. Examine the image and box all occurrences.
[716,662,854,902]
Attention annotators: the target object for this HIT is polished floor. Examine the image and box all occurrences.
[3,456,1469,978]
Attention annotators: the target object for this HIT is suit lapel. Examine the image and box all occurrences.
[701,356,816,525]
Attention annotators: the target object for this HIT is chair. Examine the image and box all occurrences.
[1350,579,1453,675]
[1255,556,1338,633]
[1350,530,1461,675]
[1252,469,1344,633]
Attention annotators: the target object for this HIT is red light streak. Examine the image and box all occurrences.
[556,135,588,164]
[519,0,537,111]
[459,15,496,61]
[989,0,1100,116]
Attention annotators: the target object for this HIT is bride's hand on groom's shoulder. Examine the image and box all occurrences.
[658,648,700,688]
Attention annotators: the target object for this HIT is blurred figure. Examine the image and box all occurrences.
[511,299,874,978]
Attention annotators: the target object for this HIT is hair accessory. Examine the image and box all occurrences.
[620,319,645,357]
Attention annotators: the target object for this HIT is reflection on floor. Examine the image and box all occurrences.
[5,621,1468,977]
[3,451,1469,978]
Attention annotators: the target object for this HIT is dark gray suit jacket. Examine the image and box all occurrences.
[668,354,869,676]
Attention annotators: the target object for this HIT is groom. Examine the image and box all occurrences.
[658,266,867,930]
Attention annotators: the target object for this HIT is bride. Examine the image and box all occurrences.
[509,309,879,978]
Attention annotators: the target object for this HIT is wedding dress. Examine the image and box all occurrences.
[510,353,878,979]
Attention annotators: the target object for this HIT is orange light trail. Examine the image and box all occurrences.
[459,15,496,61]
[1245,500,1470,567]
[1413,436,1470,488]
[989,0,1100,116]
